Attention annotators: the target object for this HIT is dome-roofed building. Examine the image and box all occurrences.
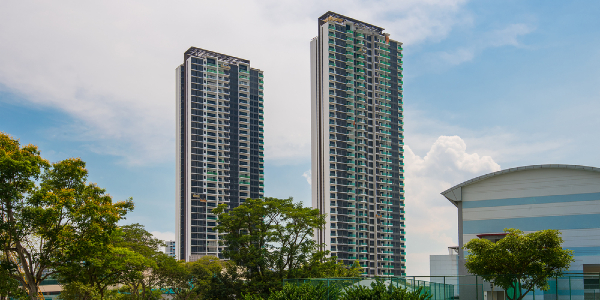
[441,164,600,299]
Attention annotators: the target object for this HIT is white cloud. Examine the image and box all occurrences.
[151,231,175,242]
[404,136,500,276]
[0,0,471,165]
[423,23,536,69]
[486,23,535,48]
[302,169,311,185]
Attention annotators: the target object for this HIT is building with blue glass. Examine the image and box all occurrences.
[442,164,600,299]
[176,47,264,262]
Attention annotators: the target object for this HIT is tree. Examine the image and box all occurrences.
[57,240,150,300]
[152,254,196,300]
[0,132,134,299]
[0,259,27,300]
[188,255,241,300]
[100,224,165,300]
[213,197,334,296]
[464,228,574,300]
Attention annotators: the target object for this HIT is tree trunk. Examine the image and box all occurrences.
[516,287,531,300]
[27,281,39,300]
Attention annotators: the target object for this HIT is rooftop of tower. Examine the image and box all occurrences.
[184,47,250,65]
[318,11,385,34]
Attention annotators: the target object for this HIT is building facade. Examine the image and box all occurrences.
[311,11,406,277]
[176,47,265,262]
[164,240,176,259]
[429,246,459,294]
[442,164,600,299]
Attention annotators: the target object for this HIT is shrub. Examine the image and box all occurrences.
[340,279,432,300]
[244,280,432,300]
[243,282,340,300]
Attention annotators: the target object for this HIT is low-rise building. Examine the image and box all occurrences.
[441,164,600,299]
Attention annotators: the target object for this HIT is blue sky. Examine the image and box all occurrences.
[1,0,599,276]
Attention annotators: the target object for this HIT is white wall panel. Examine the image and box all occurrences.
[462,169,600,202]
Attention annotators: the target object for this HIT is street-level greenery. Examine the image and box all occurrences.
[0,132,134,300]
[464,228,574,300]
[0,132,361,299]
[243,280,432,300]
[213,197,361,298]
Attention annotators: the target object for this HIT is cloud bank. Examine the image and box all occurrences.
[403,136,500,276]
[0,0,471,165]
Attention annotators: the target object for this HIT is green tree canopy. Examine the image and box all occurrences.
[58,223,168,300]
[213,197,359,297]
[0,132,134,300]
[464,228,574,300]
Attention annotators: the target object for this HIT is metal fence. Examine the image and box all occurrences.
[284,273,600,300]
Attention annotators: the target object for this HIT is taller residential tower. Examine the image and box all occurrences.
[176,47,265,262]
[311,12,406,276]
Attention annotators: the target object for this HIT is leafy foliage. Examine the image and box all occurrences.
[243,280,431,300]
[213,197,360,297]
[0,259,27,300]
[58,223,169,300]
[464,228,574,300]
[340,280,431,300]
[243,282,341,300]
[0,132,133,299]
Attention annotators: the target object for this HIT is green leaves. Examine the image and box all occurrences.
[341,279,431,300]
[243,280,432,300]
[464,228,574,300]
[0,132,133,300]
[214,197,359,297]
[214,197,327,280]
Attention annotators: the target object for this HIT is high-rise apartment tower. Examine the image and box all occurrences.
[176,47,265,262]
[311,12,406,276]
